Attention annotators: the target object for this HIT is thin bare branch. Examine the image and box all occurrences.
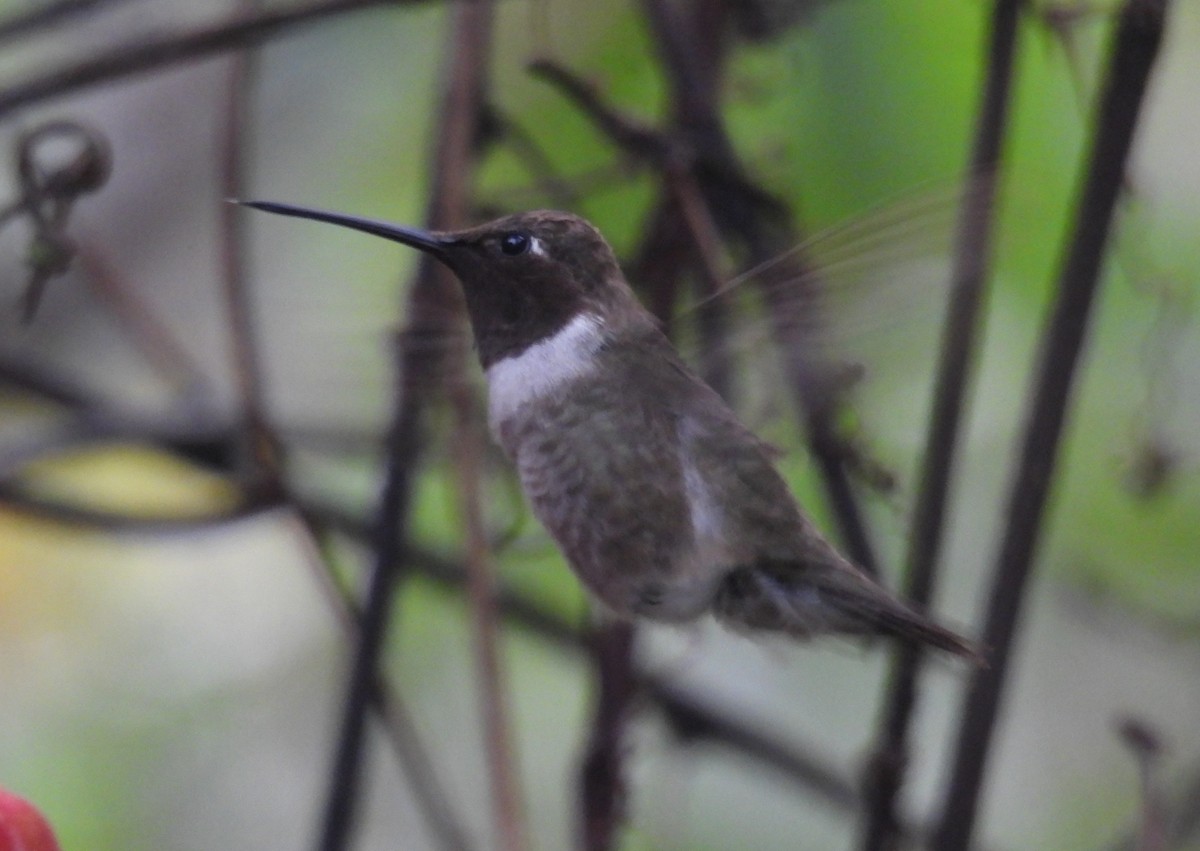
[1116,717,1168,851]
[0,352,98,407]
[934,3,1171,848]
[0,0,422,120]
[527,59,667,160]
[217,14,472,844]
[0,0,136,44]
[78,243,213,404]
[859,0,1023,846]
[314,2,493,847]
[216,27,471,845]
[1109,759,1200,851]
[0,479,274,529]
[449,371,529,851]
[216,6,279,480]
[295,510,477,851]
[665,165,736,400]
[579,622,636,851]
[440,9,529,846]
[650,678,857,810]
[480,105,579,210]
[370,672,478,851]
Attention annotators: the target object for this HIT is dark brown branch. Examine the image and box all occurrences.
[296,505,477,851]
[0,351,103,407]
[934,3,1170,848]
[1168,768,1200,848]
[442,10,528,846]
[0,410,238,480]
[314,2,492,848]
[859,1,1023,847]
[1112,758,1200,851]
[579,622,637,851]
[217,10,279,480]
[527,60,667,160]
[1116,717,1168,851]
[640,0,725,133]
[217,28,470,844]
[0,0,134,44]
[218,14,471,845]
[0,480,275,529]
[487,108,579,210]
[314,322,461,851]
[665,166,736,401]
[0,0,418,120]
[312,501,586,650]
[628,194,690,332]
[527,57,783,223]
[449,372,529,851]
[78,244,214,405]
[367,672,477,851]
[650,678,857,810]
[0,353,374,474]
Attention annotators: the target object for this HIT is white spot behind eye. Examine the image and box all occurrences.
[529,236,547,257]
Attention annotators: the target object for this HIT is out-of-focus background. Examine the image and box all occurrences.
[0,1,1197,849]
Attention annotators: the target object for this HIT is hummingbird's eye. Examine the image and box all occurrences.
[499,232,530,256]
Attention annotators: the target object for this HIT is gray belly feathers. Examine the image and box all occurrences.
[496,373,725,620]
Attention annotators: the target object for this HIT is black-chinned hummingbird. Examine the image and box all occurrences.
[243,201,977,660]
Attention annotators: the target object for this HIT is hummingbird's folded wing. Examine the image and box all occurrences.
[644,331,830,570]
[639,329,980,657]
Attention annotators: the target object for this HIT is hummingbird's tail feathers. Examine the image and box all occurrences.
[819,579,984,663]
[713,563,984,664]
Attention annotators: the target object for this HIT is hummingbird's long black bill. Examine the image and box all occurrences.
[236,199,451,256]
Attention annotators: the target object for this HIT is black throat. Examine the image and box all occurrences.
[447,256,590,370]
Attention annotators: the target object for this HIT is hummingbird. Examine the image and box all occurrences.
[243,201,977,660]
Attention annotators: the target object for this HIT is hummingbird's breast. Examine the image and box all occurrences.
[482,316,733,621]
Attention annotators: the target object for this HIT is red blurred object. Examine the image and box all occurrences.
[0,790,62,851]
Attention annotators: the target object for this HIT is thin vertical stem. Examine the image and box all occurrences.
[666,165,735,400]
[859,1,1022,847]
[449,376,528,851]
[934,3,1169,848]
[223,6,474,847]
[218,1,279,480]
[314,2,493,848]
[78,244,212,404]
[294,511,475,851]
[579,622,637,851]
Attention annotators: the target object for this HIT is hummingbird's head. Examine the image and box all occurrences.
[240,202,644,368]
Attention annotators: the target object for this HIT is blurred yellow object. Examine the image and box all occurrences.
[11,443,242,522]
